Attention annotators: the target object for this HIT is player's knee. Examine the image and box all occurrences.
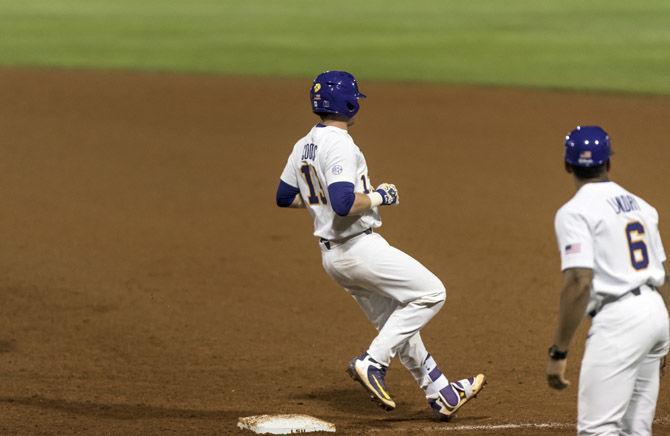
[435,287,446,310]
[421,281,446,306]
[434,280,446,303]
[439,286,446,303]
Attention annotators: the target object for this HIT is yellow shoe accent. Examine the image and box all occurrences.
[371,374,391,400]
[347,359,396,411]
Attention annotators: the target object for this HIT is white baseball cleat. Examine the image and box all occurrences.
[346,352,396,411]
[427,373,486,421]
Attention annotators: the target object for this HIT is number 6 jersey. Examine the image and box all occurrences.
[554,181,667,306]
[280,124,382,241]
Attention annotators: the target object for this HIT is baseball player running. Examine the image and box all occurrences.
[546,125,670,435]
[275,70,485,420]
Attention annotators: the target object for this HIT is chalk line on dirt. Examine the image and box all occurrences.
[369,416,670,432]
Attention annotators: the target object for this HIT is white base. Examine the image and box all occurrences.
[237,414,336,434]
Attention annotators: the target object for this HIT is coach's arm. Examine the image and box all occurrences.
[660,262,670,377]
[546,267,593,390]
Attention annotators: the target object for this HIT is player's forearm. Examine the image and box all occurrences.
[553,272,592,350]
[329,182,397,216]
[347,193,373,215]
[347,185,399,215]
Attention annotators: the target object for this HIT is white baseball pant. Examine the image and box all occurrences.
[578,286,670,436]
[321,231,446,388]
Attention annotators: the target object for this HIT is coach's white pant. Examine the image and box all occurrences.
[321,232,445,371]
[578,286,669,436]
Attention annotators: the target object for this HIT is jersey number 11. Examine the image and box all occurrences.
[300,164,327,205]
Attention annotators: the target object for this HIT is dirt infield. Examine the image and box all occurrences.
[1,68,669,435]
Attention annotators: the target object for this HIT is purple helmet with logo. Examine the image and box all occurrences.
[564,125,611,167]
[310,71,366,118]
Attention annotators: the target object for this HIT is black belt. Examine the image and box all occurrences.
[320,228,372,250]
[588,285,655,318]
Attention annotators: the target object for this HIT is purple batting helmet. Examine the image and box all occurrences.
[564,125,611,167]
[310,71,366,118]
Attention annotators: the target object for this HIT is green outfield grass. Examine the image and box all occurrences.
[1,0,669,94]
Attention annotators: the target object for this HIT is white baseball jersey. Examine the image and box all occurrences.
[554,181,666,310]
[280,122,447,375]
[280,124,381,240]
[556,181,669,435]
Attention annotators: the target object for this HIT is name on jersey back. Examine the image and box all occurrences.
[302,143,317,161]
[607,194,640,214]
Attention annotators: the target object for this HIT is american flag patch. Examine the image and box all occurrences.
[565,243,581,254]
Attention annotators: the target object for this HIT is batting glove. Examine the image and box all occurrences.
[375,183,399,206]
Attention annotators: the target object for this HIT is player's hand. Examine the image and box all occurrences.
[546,358,570,390]
[375,183,399,206]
